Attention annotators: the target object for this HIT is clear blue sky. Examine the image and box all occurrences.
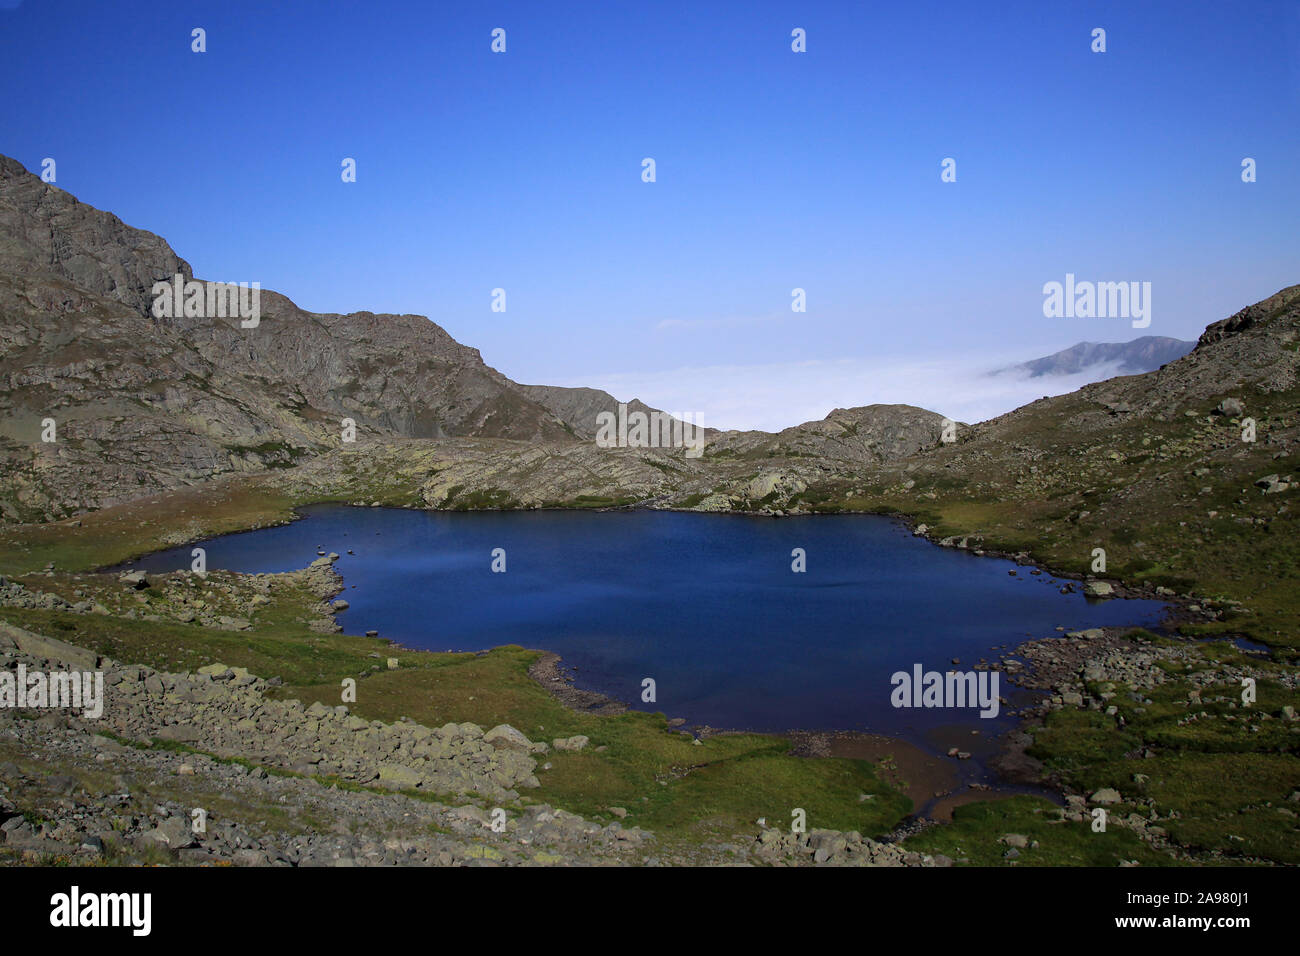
[2,0,1298,427]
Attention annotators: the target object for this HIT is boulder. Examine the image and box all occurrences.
[0,623,98,669]
[376,764,422,790]
[119,570,150,589]
[154,725,202,743]
[484,724,533,752]
[138,816,195,850]
[1255,474,1292,494]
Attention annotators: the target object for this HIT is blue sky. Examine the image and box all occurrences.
[3,0,1298,428]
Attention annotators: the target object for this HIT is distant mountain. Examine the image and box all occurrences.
[995,337,1195,378]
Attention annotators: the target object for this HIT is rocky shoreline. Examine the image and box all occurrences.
[989,623,1296,862]
[527,652,628,717]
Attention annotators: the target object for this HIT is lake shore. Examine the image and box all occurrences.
[2,494,1293,865]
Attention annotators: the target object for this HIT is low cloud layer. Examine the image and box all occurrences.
[568,356,1134,433]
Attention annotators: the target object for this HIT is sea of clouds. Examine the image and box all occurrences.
[570,354,1133,433]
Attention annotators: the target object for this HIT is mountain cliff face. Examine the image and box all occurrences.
[0,155,192,316]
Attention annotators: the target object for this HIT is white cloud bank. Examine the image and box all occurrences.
[565,355,1133,433]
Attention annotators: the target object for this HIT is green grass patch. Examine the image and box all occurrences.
[906,795,1176,866]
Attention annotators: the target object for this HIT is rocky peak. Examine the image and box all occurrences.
[0,156,193,317]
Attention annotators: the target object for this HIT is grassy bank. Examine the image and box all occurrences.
[0,593,910,846]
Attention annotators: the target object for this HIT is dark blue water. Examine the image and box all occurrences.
[123,506,1169,736]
